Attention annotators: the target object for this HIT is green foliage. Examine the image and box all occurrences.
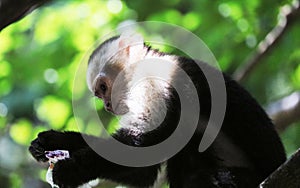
[281,123,300,157]
[36,95,71,129]
[9,119,32,146]
[0,0,299,187]
[9,173,22,188]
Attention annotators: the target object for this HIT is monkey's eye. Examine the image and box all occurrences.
[100,83,107,93]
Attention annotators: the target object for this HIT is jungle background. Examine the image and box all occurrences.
[0,0,300,187]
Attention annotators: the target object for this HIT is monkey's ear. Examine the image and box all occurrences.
[118,32,145,64]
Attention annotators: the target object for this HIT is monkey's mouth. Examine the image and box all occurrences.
[109,101,129,115]
[105,106,114,113]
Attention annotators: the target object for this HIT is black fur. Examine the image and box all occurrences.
[29,51,286,188]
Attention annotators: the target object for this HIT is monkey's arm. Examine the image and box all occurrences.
[29,130,160,187]
[29,130,95,162]
[52,146,160,187]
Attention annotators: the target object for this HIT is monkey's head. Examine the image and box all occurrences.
[87,33,147,115]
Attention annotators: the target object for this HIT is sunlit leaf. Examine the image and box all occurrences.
[85,120,102,136]
[34,8,67,45]
[0,31,13,53]
[0,117,6,129]
[93,97,104,111]
[293,64,300,88]
[107,117,119,134]
[32,125,48,140]
[38,169,48,183]
[9,119,32,145]
[36,96,71,129]
[106,0,123,14]
[148,10,182,25]
[65,117,83,132]
[280,123,300,156]
[9,173,22,188]
[228,2,243,20]
[0,80,12,97]
[0,60,11,78]
[182,12,201,31]
[68,54,88,100]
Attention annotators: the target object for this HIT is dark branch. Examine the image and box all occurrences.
[260,148,300,187]
[233,1,300,82]
[267,91,300,133]
[0,0,51,31]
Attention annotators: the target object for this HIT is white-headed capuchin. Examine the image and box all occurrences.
[29,33,286,188]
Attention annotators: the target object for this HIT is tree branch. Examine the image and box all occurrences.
[267,91,300,132]
[0,0,51,31]
[233,0,300,82]
[259,148,300,188]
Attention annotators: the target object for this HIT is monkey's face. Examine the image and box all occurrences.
[93,64,130,115]
[87,33,145,115]
[94,73,113,113]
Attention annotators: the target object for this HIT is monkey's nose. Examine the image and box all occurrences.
[94,91,102,98]
[105,102,113,112]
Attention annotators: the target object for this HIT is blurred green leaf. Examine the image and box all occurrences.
[107,117,120,134]
[182,12,202,31]
[9,173,22,188]
[9,119,32,145]
[85,120,103,136]
[0,60,11,77]
[36,96,71,129]
[38,169,48,183]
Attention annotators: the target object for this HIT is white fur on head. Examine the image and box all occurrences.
[119,56,178,133]
[87,33,179,134]
[87,37,119,92]
[118,32,145,65]
[87,32,146,92]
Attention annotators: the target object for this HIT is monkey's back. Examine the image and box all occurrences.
[166,57,286,187]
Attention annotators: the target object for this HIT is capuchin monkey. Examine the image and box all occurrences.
[29,33,286,188]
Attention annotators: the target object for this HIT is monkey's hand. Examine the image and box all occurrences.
[52,149,99,188]
[29,130,88,162]
[29,130,59,162]
[52,159,82,188]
